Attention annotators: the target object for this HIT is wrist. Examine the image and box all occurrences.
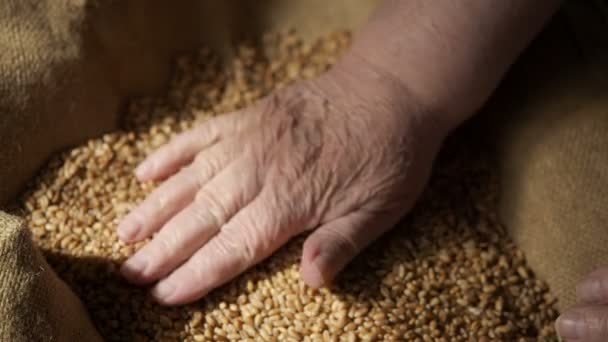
[324,50,457,139]
[344,38,486,135]
[341,0,561,135]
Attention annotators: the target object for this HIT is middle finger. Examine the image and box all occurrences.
[121,155,262,284]
[117,141,238,243]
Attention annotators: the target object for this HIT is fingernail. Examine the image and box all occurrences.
[556,311,584,340]
[577,277,603,303]
[117,219,141,242]
[135,161,152,179]
[121,254,148,280]
[152,281,175,301]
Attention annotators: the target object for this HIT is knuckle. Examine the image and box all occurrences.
[215,233,242,260]
[153,232,177,261]
[195,190,228,226]
[220,221,258,266]
[193,149,209,164]
[269,159,299,182]
[189,201,213,227]
[237,230,260,265]
[193,154,216,180]
[182,166,206,190]
[323,226,359,256]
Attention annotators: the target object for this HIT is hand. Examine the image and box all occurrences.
[116,62,447,306]
[557,267,608,341]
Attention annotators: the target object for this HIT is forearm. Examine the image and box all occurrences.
[335,0,561,129]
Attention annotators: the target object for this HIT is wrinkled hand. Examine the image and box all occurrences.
[557,267,608,341]
[117,65,446,305]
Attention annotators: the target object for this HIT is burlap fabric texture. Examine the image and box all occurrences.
[480,1,608,310]
[0,212,103,341]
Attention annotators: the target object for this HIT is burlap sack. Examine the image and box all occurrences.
[0,0,605,338]
[480,1,608,310]
[0,0,238,206]
[0,211,103,341]
[0,3,226,338]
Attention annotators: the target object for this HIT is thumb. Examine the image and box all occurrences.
[300,210,398,288]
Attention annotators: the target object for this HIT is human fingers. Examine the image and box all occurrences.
[556,303,608,342]
[149,187,307,305]
[118,141,239,242]
[576,267,608,304]
[135,110,256,181]
[121,155,261,284]
[300,209,399,288]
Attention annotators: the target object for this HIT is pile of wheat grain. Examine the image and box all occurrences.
[20,31,558,341]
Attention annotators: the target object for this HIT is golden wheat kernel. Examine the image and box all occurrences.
[19,31,559,342]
